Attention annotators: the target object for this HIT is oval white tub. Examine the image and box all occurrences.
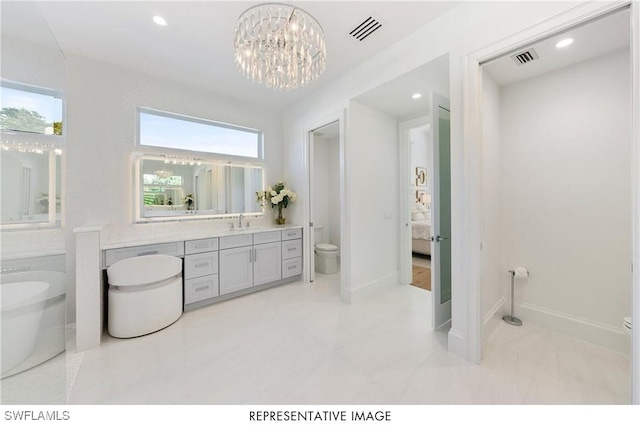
[0,271,66,378]
[1,281,50,375]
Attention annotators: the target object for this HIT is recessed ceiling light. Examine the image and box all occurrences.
[412,93,422,100]
[153,15,167,26]
[555,38,573,48]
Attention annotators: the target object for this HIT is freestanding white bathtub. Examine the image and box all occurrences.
[0,271,66,378]
[1,281,50,375]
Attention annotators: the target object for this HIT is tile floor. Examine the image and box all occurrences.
[62,272,631,405]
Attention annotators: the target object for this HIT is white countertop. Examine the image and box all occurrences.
[101,224,303,250]
[0,248,66,261]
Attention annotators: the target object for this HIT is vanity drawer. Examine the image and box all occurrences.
[184,252,218,279]
[219,234,253,250]
[253,230,281,245]
[104,241,184,267]
[184,274,219,304]
[282,239,302,260]
[281,228,302,241]
[282,257,302,279]
[185,238,218,255]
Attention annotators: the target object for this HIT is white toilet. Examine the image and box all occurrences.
[314,226,339,274]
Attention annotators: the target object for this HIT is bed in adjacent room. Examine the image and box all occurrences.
[411,203,432,256]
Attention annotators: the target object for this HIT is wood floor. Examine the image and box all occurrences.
[411,265,431,291]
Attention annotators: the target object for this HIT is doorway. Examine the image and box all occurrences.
[309,121,341,290]
[477,6,633,403]
[353,53,450,328]
[407,119,432,294]
[306,114,348,302]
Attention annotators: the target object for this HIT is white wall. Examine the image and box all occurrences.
[313,135,340,247]
[327,137,341,247]
[346,101,399,299]
[282,0,582,358]
[481,72,506,343]
[499,49,631,352]
[62,54,283,322]
[410,126,431,204]
[313,135,330,241]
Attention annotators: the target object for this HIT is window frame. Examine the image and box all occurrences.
[136,107,264,161]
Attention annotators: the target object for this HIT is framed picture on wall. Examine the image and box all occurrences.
[415,167,427,188]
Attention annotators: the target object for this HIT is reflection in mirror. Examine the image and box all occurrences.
[0,149,60,225]
[139,158,263,220]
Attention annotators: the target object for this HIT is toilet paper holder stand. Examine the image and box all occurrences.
[503,269,528,327]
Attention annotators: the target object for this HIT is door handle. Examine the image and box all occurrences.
[432,235,448,242]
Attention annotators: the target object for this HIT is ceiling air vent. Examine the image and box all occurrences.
[349,17,382,41]
[510,48,539,65]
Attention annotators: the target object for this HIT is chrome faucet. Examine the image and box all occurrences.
[238,213,244,228]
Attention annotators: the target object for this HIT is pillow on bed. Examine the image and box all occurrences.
[412,212,426,221]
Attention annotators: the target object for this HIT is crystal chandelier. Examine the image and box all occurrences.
[234,3,326,90]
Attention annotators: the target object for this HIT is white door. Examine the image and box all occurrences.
[253,242,282,286]
[308,130,316,282]
[219,246,253,295]
[431,92,452,328]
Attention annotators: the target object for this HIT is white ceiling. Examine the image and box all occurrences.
[4,1,461,110]
[484,7,630,86]
[354,52,449,118]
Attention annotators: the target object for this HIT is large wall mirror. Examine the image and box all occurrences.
[0,134,62,228]
[135,156,264,221]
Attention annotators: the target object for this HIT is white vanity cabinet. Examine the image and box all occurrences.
[184,238,219,305]
[219,230,283,295]
[219,245,254,295]
[281,229,303,279]
[253,231,282,286]
[102,226,303,313]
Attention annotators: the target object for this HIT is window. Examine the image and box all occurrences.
[0,82,63,135]
[138,109,262,159]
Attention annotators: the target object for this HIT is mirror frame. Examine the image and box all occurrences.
[133,153,266,223]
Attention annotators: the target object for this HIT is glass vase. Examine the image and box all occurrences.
[275,205,286,225]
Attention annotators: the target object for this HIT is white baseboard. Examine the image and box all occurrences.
[347,271,398,303]
[519,302,630,354]
[448,327,466,359]
[483,297,506,343]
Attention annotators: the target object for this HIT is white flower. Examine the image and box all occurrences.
[267,186,273,193]
[270,190,277,197]
[290,193,297,202]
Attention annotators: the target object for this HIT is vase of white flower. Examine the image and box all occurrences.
[256,181,297,225]
[184,194,194,210]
